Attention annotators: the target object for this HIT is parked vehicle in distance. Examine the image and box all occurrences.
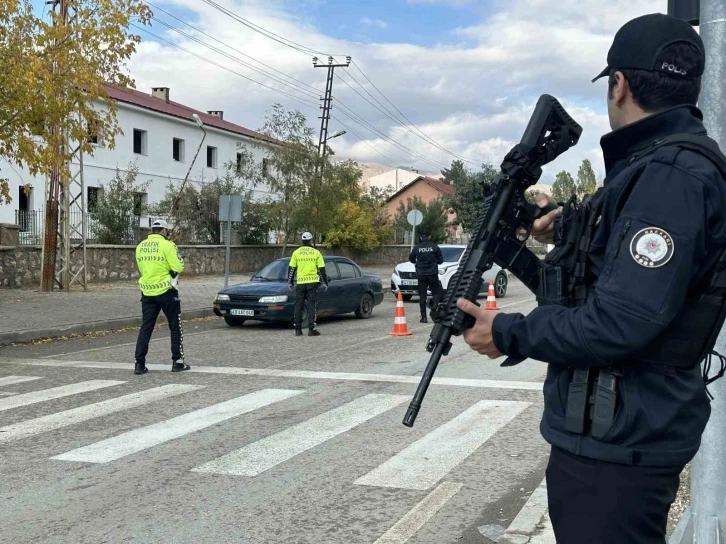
[213,256,385,328]
[390,244,508,301]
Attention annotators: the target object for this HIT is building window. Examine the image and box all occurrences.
[133,129,147,155]
[132,192,147,215]
[262,157,269,178]
[173,138,185,162]
[87,187,100,212]
[236,153,243,174]
[88,119,103,146]
[207,146,218,168]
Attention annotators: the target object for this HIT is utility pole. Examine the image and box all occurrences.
[311,55,350,242]
[668,1,726,543]
[40,0,88,291]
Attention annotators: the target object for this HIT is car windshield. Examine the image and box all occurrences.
[440,247,465,263]
[252,259,289,282]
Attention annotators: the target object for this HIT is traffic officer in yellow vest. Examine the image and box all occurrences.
[288,232,329,336]
[133,219,190,375]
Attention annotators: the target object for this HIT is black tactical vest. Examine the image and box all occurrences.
[540,133,726,376]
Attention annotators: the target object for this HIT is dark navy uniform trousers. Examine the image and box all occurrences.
[546,446,682,544]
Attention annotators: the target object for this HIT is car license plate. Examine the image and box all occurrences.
[230,309,254,317]
[401,280,418,286]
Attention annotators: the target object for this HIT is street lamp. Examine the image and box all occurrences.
[169,113,207,223]
[327,130,346,141]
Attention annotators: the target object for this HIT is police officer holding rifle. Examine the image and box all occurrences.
[454,14,726,544]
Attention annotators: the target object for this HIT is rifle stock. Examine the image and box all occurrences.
[402,94,582,428]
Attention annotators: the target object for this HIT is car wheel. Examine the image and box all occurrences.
[224,317,246,327]
[355,293,374,319]
[495,271,508,298]
[401,294,413,302]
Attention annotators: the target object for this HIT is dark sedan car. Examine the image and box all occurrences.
[213,256,385,327]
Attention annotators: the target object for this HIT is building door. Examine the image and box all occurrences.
[17,185,31,231]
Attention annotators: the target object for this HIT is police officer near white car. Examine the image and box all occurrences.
[408,228,444,323]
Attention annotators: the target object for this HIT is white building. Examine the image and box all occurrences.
[0,85,278,229]
[367,167,423,193]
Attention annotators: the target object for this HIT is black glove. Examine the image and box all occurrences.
[501,144,543,183]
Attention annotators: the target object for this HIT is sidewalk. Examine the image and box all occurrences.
[0,265,393,344]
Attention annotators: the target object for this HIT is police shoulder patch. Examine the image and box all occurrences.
[629,227,674,268]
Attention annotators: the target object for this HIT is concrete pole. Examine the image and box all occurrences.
[690,1,726,543]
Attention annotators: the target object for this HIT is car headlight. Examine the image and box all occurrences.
[394,267,400,276]
[259,295,288,303]
[217,294,230,301]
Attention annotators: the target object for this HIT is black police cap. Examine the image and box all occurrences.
[591,13,705,83]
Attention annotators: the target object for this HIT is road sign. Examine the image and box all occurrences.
[219,195,244,288]
[407,209,423,227]
[219,195,243,223]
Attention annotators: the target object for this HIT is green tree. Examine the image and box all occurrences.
[151,164,272,246]
[441,159,498,232]
[90,163,149,244]
[255,103,317,254]
[0,0,152,204]
[551,171,577,203]
[576,158,598,199]
[324,200,384,252]
[393,196,448,244]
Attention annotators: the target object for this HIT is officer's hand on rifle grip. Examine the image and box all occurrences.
[531,194,562,244]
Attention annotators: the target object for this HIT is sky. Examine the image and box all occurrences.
[39,0,673,183]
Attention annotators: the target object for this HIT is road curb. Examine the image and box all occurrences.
[0,308,216,346]
[0,287,394,345]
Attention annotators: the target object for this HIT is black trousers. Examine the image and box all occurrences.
[134,289,184,364]
[294,282,320,331]
[417,274,442,318]
[546,445,683,544]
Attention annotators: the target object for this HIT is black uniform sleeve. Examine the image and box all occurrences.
[409,246,417,264]
[287,267,295,285]
[318,266,329,285]
[492,159,714,368]
[436,245,444,265]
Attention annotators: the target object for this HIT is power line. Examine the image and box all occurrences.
[143,1,320,95]
[184,1,449,169]
[199,0,342,57]
[129,25,404,169]
[130,23,320,111]
[340,66,483,166]
[330,116,399,168]
[351,60,485,166]
[149,16,320,101]
[131,20,446,170]
[331,77,449,171]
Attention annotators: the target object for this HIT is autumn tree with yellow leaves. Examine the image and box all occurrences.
[0,0,152,204]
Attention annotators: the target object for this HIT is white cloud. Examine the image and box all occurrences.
[406,0,476,6]
[360,17,389,29]
[128,0,665,184]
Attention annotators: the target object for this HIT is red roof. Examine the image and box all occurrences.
[385,175,454,202]
[422,176,454,195]
[104,86,280,145]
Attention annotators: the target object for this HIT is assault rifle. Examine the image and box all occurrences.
[402,94,583,428]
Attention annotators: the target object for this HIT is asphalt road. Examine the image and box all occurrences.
[0,281,553,544]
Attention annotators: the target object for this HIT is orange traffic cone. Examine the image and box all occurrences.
[485,279,499,310]
[389,290,413,336]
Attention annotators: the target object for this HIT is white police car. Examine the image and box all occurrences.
[391,244,508,301]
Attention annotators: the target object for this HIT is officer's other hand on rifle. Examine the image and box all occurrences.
[455,298,501,359]
[531,193,561,244]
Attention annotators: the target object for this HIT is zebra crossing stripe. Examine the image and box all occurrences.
[373,482,463,544]
[52,389,304,464]
[355,400,531,491]
[192,393,409,477]
[0,376,43,387]
[0,381,125,413]
[0,384,200,444]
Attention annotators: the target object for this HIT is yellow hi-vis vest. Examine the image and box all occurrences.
[289,246,324,284]
[135,234,185,296]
